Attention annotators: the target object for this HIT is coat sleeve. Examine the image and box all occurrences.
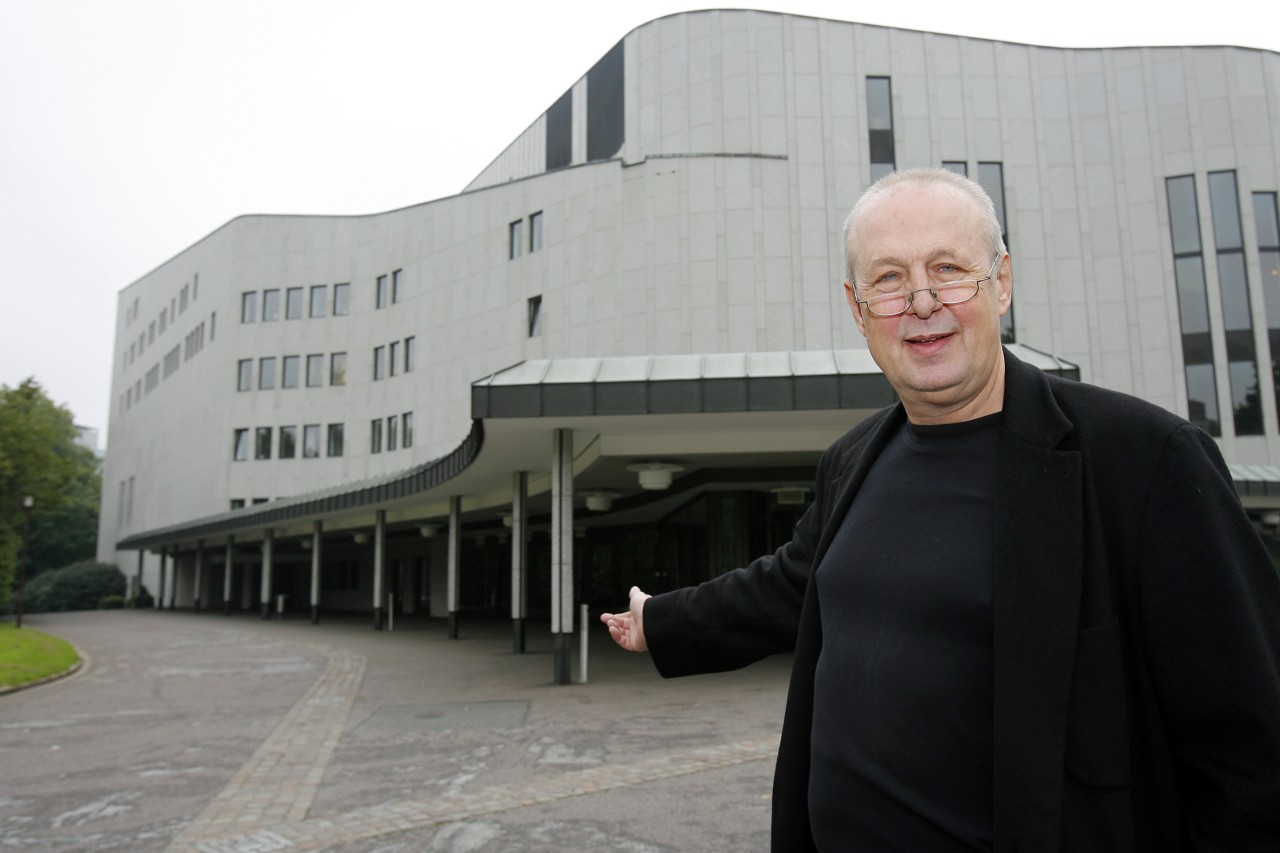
[1136,424,1280,846]
[642,442,837,678]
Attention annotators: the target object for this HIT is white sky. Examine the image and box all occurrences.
[2,0,1276,445]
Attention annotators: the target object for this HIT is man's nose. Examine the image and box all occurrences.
[906,286,940,318]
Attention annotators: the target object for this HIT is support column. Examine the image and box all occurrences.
[157,548,167,610]
[372,511,385,630]
[169,550,179,609]
[193,540,204,613]
[223,536,234,615]
[511,471,528,653]
[551,429,574,685]
[310,520,322,625]
[135,550,144,607]
[447,496,461,639]
[260,529,274,619]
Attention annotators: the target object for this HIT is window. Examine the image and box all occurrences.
[389,341,399,376]
[259,356,277,390]
[255,427,272,460]
[333,283,350,316]
[866,77,895,181]
[159,307,167,334]
[279,425,297,459]
[230,499,246,510]
[233,429,250,461]
[210,311,216,341]
[371,418,383,453]
[310,285,327,317]
[530,211,543,252]
[286,287,304,319]
[303,424,321,458]
[330,352,347,386]
[237,359,253,391]
[1209,171,1260,435]
[282,355,300,389]
[262,289,280,321]
[1166,175,1220,436]
[547,89,573,171]
[509,219,524,259]
[942,161,968,177]
[306,354,324,387]
[404,336,415,372]
[241,292,256,323]
[373,346,386,380]
[977,162,1013,343]
[180,285,189,313]
[149,321,156,343]
[252,498,269,505]
[402,412,413,448]
[376,275,388,309]
[192,274,198,301]
[586,40,624,161]
[528,295,542,337]
[1255,192,1280,430]
[387,415,398,451]
[391,269,402,303]
[327,423,344,457]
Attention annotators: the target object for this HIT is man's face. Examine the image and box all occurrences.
[843,183,1012,424]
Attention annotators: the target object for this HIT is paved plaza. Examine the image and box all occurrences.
[0,610,790,851]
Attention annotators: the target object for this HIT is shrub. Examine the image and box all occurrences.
[98,595,125,610]
[25,561,126,613]
[127,587,155,609]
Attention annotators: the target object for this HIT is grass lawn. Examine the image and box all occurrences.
[0,621,79,689]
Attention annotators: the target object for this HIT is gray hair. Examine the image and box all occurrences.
[841,167,1007,286]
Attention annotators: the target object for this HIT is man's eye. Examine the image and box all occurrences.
[875,273,900,286]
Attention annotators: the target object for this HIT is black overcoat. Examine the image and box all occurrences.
[645,349,1280,851]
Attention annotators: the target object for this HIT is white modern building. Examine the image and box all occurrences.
[98,10,1280,680]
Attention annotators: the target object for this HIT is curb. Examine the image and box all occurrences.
[0,656,85,696]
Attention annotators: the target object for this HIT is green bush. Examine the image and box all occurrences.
[127,587,155,609]
[25,561,125,613]
[98,594,125,610]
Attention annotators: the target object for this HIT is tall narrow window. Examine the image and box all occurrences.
[333,283,350,316]
[1208,171,1261,435]
[391,269,402,304]
[866,77,895,181]
[942,161,968,177]
[303,424,321,458]
[310,285,327,317]
[387,415,398,451]
[389,341,399,377]
[977,162,1014,343]
[402,412,413,448]
[159,307,167,334]
[279,425,297,459]
[509,220,524,260]
[255,427,272,460]
[262,289,280,321]
[1166,175,1221,436]
[530,212,543,252]
[259,357,277,390]
[233,429,250,461]
[373,346,386,380]
[376,275,388,309]
[404,336,416,372]
[285,287,304,319]
[528,295,542,337]
[210,311,216,340]
[327,424,344,457]
[1254,192,1280,431]
[237,359,253,391]
[330,352,347,386]
[282,355,300,389]
[370,418,383,454]
[241,292,256,323]
[306,354,324,387]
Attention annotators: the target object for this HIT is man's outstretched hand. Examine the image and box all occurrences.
[600,586,652,652]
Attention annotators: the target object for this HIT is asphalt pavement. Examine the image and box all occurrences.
[0,610,790,852]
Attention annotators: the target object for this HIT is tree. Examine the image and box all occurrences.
[0,379,98,610]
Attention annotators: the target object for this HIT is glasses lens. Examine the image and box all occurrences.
[867,294,909,316]
[933,281,980,304]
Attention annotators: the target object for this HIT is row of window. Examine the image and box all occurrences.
[237,353,348,391]
[509,211,544,260]
[234,424,345,460]
[125,275,202,366]
[241,283,350,324]
[372,337,416,380]
[375,270,404,309]
[370,413,414,453]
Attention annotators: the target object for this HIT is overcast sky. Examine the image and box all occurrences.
[2,0,1276,446]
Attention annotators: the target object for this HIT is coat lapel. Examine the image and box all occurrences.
[992,351,1083,852]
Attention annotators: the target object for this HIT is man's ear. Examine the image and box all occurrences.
[844,281,868,337]
[995,254,1013,317]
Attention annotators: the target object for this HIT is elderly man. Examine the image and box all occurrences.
[602,167,1280,851]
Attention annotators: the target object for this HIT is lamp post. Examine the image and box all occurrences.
[16,496,33,629]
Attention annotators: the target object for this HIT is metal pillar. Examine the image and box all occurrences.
[551,429,574,685]
[310,521,322,625]
[260,529,274,619]
[223,536,234,615]
[193,540,204,613]
[447,496,461,639]
[135,550,144,607]
[511,471,528,653]
[157,548,167,610]
[373,511,385,630]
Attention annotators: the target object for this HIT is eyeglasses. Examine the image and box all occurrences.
[855,255,1001,318]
